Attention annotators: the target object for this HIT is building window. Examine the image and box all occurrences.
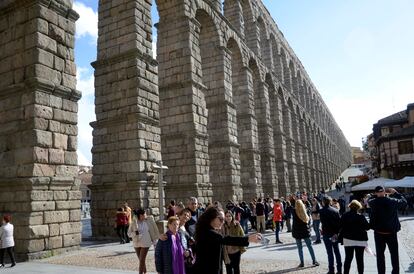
[86,190,90,197]
[381,127,390,136]
[398,140,413,154]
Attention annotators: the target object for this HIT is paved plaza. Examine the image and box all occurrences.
[1,212,413,274]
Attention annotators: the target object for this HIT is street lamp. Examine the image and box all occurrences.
[152,160,168,221]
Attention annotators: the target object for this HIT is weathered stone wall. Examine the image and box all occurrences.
[90,0,162,238]
[0,0,81,260]
[90,0,352,240]
[156,0,352,202]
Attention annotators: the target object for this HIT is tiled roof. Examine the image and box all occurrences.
[377,110,407,125]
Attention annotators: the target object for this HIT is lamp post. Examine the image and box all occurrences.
[152,160,168,221]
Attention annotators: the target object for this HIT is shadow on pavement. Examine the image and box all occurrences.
[406,262,414,273]
[258,265,317,273]
[98,251,136,258]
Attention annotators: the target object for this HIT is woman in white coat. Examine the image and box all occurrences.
[128,208,159,274]
[0,215,16,267]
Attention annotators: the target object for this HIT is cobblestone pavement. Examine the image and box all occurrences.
[30,216,414,273]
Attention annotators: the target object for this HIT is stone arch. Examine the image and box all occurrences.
[284,97,298,194]
[194,8,225,199]
[257,16,271,69]
[280,48,291,90]
[240,0,256,51]
[223,0,245,38]
[193,0,225,45]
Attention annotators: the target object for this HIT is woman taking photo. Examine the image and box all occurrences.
[155,216,186,274]
[193,207,261,274]
[223,210,246,274]
[339,200,370,274]
[128,208,160,274]
[292,199,319,268]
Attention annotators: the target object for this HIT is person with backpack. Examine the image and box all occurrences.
[240,201,251,234]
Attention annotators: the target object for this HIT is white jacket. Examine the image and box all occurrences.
[0,223,15,248]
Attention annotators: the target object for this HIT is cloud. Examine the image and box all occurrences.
[78,150,91,166]
[76,67,94,96]
[76,66,95,165]
[73,1,98,43]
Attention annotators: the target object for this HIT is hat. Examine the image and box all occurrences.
[374,186,385,193]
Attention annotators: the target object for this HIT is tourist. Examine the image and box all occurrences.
[123,202,132,243]
[115,207,128,244]
[185,197,200,237]
[128,208,160,274]
[167,200,177,218]
[311,197,321,244]
[177,209,194,274]
[292,199,319,268]
[369,186,407,274]
[319,196,342,274]
[284,200,293,232]
[239,201,251,234]
[249,201,257,231]
[339,200,370,274]
[255,198,266,233]
[223,210,246,274]
[0,215,16,268]
[273,199,283,244]
[155,216,186,274]
[193,207,261,274]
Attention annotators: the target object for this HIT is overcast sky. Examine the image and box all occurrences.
[73,0,414,165]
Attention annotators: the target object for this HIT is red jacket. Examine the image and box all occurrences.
[116,212,128,226]
[273,204,283,222]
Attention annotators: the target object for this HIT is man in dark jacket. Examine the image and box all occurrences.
[319,196,342,274]
[368,186,407,274]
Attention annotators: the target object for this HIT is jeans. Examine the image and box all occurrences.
[240,218,249,234]
[295,238,316,264]
[344,246,364,274]
[285,217,292,231]
[116,225,127,243]
[374,232,399,274]
[312,219,321,241]
[225,251,241,274]
[323,235,342,273]
[275,221,281,241]
[0,247,16,265]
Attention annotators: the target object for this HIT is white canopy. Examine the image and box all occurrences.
[351,177,396,191]
[340,168,364,183]
[385,176,414,188]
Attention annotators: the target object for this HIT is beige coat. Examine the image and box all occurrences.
[222,222,246,264]
[128,215,159,248]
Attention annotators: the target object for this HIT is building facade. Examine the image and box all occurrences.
[372,103,414,179]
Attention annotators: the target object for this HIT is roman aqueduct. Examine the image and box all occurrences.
[0,0,351,259]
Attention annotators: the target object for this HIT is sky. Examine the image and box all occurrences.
[72,0,414,165]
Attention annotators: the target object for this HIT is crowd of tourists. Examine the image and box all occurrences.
[0,184,407,274]
[116,184,407,274]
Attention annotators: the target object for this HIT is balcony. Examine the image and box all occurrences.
[398,153,414,162]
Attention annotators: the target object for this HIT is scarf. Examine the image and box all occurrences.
[167,230,186,274]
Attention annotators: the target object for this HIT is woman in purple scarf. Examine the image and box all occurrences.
[155,216,186,274]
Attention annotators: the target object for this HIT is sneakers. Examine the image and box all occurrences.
[275,240,283,244]
[0,264,4,268]
[10,263,16,267]
[313,261,320,267]
[297,263,304,268]
[313,240,321,244]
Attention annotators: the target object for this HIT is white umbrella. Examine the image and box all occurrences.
[385,176,414,188]
[351,177,396,191]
